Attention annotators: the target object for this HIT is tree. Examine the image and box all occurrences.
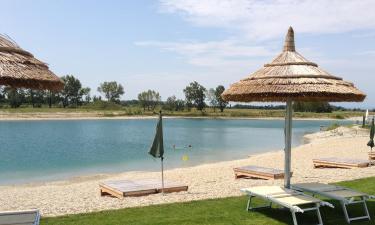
[138,90,161,111]
[215,85,228,112]
[175,99,185,111]
[206,88,218,112]
[183,81,206,111]
[26,89,46,108]
[60,75,83,107]
[164,95,177,111]
[164,95,185,111]
[97,81,124,103]
[2,87,25,108]
[0,86,5,104]
[80,87,91,104]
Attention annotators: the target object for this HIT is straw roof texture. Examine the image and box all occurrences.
[0,35,64,91]
[222,27,366,102]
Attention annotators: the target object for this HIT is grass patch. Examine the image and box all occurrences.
[41,177,375,225]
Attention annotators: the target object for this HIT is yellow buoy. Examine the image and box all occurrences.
[182,155,189,161]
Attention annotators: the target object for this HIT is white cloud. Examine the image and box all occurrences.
[159,0,375,40]
[135,39,274,67]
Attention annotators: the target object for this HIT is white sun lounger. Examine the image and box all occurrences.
[241,186,333,225]
[0,209,40,225]
[292,183,375,223]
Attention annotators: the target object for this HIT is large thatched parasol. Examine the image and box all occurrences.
[222,27,366,188]
[0,35,64,91]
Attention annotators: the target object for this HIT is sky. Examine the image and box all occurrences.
[1,0,375,108]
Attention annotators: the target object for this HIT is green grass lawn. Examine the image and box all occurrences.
[41,177,375,225]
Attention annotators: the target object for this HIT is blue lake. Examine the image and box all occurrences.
[0,118,351,184]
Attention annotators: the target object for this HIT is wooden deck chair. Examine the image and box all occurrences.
[100,179,188,198]
[292,183,375,223]
[0,209,40,225]
[369,152,375,160]
[313,158,370,169]
[233,166,292,180]
[241,186,333,225]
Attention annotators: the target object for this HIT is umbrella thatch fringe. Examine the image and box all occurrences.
[222,27,366,102]
[0,34,64,91]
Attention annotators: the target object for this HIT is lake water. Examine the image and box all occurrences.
[0,118,351,185]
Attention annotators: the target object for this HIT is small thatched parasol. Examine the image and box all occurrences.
[0,35,64,91]
[222,27,366,188]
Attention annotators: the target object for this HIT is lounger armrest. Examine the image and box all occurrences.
[291,206,304,213]
[368,195,375,199]
[320,201,334,208]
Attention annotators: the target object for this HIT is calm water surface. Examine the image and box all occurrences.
[0,118,351,184]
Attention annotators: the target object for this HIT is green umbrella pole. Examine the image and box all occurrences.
[284,99,293,188]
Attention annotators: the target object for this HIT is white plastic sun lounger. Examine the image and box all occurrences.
[241,186,333,225]
[0,209,40,225]
[292,183,375,223]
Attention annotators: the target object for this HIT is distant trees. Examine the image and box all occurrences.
[97,81,124,103]
[138,90,161,111]
[206,88,217,111]
[80,87,91,104]
[183,81,206,111]
[26,89,45,107]
[215,85,228,112]
[206,85,228,112]
[60,75,91,107]
[2,87,25,108]
[164,95,185,111]
[293,102,333,113]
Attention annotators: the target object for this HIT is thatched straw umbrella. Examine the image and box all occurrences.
[0,35,64,91]
[222,27,366,188]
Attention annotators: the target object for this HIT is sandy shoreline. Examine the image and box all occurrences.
[0,126,373,217]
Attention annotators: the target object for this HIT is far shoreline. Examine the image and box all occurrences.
[0,114,361,121]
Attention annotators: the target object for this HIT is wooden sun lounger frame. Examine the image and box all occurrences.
[369,152,375,160]
[0,209,40,225]
[313,158,370,169]
[233,166,292,180]
[292,183,375,224]
[241,188,333,225]
[99,180,188,198]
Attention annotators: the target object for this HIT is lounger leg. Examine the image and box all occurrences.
[341,202,351,224]
[246,196,252,211]
[246,195,272,211]
[362,197,371,221]
[316,203,323,225]
[291,210,298,225]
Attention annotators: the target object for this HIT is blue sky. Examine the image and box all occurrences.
[1,0,375,108]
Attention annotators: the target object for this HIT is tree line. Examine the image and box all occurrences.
[0,75,229,112]
[137,81,228,112]
[0,75,125,108]
[0,74,361,113]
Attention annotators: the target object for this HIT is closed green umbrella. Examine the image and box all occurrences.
[367,118,374,151]
[149,111,165,193]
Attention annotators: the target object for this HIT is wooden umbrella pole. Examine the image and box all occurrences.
[284,99,293,188]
